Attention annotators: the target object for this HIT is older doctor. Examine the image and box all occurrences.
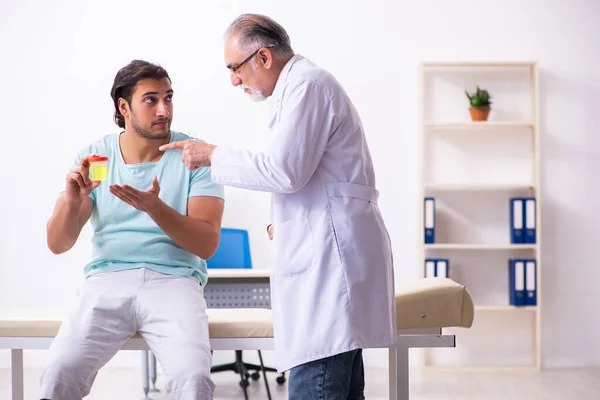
[161,13,396,399]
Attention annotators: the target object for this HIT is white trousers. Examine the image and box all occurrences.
[39,268,215,400]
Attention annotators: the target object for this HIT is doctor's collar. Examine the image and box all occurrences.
[270,54,303,102]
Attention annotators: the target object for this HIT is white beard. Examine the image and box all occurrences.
[241,84,267,102]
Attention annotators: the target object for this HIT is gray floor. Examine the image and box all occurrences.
[1,366,599,399]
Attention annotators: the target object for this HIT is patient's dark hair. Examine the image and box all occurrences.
[110,60,171,128]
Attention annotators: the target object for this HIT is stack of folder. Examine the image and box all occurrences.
[424,197,435,243]
[510,197,537,244]
[424,258,449,278]
[508,258,537,306]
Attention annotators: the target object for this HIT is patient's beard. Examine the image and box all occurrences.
[131,111,171,140]
[241,85,267,102]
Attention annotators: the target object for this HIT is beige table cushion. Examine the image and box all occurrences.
[206,308,273,338]
[0,309,274,339]
[396,277,474,330]
[1,279,473,339]
[0,320,62,338]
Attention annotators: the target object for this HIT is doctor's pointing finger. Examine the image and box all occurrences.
[159,140,216,170]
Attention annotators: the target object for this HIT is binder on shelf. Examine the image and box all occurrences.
[509,198,524,244]
[424,259,436,278]
[424,197,435,244]
[509,259,526,306]
[436,258,449,278]
[525,259,537,306]
[424,258,449,278]
[524,197,537,244]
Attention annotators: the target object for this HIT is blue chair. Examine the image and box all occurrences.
[206,228,252,270]
[207,228,281,399]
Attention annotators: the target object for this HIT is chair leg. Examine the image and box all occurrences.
[236,350,250,379]
[235,351,250,400]
[244,363,278,373]
[211,362,238,373]
[238,351,277,375]
[211,349,280,398]
[257,350,272,400]
[276,371,287,385]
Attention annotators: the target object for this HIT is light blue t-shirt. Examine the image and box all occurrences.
[72,131,224,286]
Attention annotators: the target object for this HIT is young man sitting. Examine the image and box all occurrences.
[41,60,224,400]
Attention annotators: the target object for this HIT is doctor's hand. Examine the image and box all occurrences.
[109,176,162,214]
[159,140,217,170]
[65,155,101,202]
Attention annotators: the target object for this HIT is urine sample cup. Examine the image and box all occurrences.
[88,156,109,181]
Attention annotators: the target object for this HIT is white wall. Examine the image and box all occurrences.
[1,0,599,371]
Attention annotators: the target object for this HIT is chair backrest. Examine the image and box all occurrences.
[206,228,252,269]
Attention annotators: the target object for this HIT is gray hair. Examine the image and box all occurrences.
[225,14,294,58]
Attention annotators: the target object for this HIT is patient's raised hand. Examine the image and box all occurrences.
[109,176,162,214]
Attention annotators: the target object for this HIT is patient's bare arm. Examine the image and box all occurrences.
[47,155,99,254]
[146,195,225,260]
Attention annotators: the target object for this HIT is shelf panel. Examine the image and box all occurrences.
[424,183,535,192]
[424,244,537,250]
[475,305,537,312]
[424,121,534,130]
[421,364,539,372]
[422,61,537,68]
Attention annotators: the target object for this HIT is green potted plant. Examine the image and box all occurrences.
[465,86,492,121]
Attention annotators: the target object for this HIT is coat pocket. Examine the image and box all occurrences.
[330,200,390,275]
[326,183,391,278]
[273,214,317,278]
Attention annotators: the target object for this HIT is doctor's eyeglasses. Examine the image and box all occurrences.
[229,46,274,74]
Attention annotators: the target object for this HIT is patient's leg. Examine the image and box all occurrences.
[137,271,215,400]
[39,272,137,400]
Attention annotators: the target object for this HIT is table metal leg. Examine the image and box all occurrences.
[11,349,24,400]
[141,350,150,400]
[149,351,159,392]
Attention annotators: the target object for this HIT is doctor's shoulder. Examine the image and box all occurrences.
[291,64,348,105]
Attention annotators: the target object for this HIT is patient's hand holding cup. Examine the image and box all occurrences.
[88,156,109,181]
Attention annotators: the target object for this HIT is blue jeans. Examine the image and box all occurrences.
[288,349,365,400]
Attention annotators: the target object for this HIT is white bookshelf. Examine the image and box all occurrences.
[418,61,541,370]
[424,244,537,251]
[424,121,534,130]
[475,305,537,312]
[424,184,535,191]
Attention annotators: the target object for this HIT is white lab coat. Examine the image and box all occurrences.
[211,54,396,372]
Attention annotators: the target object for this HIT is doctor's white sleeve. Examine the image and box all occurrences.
[210,80,338,193]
